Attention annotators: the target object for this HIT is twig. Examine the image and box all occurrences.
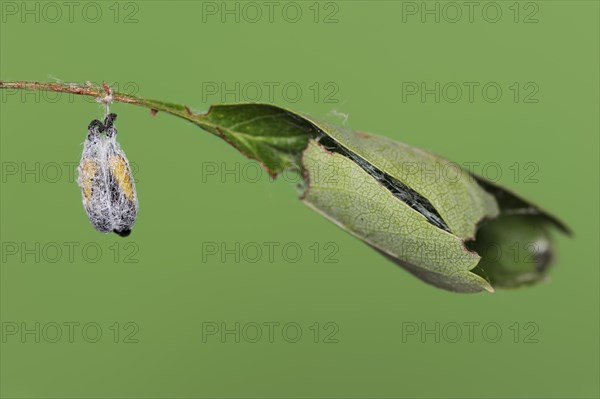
[0,80,215,130]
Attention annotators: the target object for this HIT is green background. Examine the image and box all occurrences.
[1,1,598,398]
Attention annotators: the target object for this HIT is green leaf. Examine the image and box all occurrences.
[193,104,311,177]
[297,117,500,240]
[301,140,493,293]
[190,103,569,292]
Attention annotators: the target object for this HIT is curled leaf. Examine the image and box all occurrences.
[192,104,569,293]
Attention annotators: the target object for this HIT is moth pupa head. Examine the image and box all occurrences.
[87,119,105,142]
[104,113,118,138]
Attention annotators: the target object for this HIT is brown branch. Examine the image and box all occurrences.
[0,80,144,103]
[0,80,216,130]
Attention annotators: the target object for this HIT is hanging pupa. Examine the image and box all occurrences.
[77,113,138,236]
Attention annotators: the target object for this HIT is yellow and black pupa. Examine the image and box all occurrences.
[77,113,138,236]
